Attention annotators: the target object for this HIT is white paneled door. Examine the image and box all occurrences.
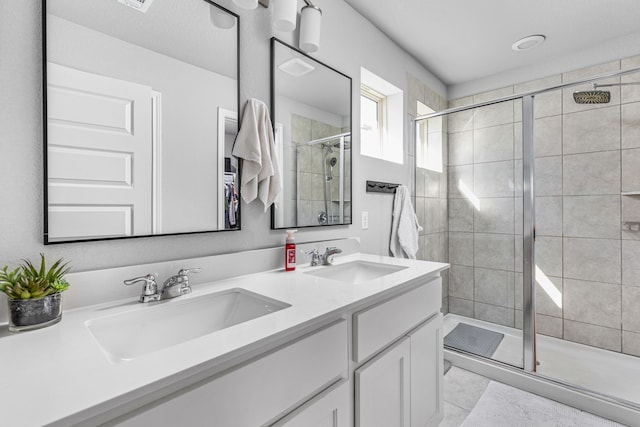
[46,63,153,241]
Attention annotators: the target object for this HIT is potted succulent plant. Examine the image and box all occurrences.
[0,254,71,332]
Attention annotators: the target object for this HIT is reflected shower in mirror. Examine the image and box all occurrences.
[44,0,239,243]
[271,38,352,229]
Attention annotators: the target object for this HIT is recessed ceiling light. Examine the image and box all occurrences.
[278,58,315,77]
[512,35,546,51]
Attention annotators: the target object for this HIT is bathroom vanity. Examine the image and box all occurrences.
[0,241,447,426]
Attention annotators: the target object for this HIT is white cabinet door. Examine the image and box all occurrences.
[355,337,411,427]
[272,380,350,427]
[408,314,444,427]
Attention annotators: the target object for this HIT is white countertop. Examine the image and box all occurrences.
[0,253,447,426]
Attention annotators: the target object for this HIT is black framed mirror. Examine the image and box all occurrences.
[43,0,240,244]
[270,38,352,229]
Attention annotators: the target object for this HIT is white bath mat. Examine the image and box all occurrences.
[461,381,626,427]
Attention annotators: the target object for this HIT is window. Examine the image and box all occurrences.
[360,68,403,164]
[360,85,385,159]
[416,101,442,173]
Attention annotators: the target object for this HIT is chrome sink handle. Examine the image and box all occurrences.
[303,249,322,266]
[178,268,202,276]
[161,268,202,299]
[322,247,343,265]
[124,274,160,303]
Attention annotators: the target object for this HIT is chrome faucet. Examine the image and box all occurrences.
[161,268,201,299]
[124,268,202,303]
[304,247,343,266]
[124,274,161,303]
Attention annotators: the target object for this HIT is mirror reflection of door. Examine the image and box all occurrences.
[44,0,239,243]
[47,63,154,240]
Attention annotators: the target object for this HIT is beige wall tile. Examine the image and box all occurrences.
[535,236,562,277]
[450,232,474,266]
[448,131,473,166]
[622,240,640,286]
[535,276,563,318]
[474,124,514,163]
[622,330,640,357]
[449,265,474,299]
[474,160,514,198]
[448,165,474,198]
[535,196,562,236]
[474,302,514,327]
[474,198,514,234]
[515,75,563,117]
[536,314,563,338]
[622,285,640,332]
[449,297,474,317]
[474,101,514,129]
[535,156,562,196]
[563,151,620,195]
[474,267,514,308]
[622,148,640,192]
[622,102,640,148]
[534,116,563,157]
[449,110,474,133]
[563,195,621,239]
[564,278,621,329]
[564,237,621,283]
[449,198,474,232]
[563,106,621,155]
[474,233,514,271]
[564,319,621,352]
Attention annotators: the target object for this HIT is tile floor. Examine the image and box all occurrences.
[439,366,626,427]
[440,366,490,426]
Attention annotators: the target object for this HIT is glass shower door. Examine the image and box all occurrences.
[435,97,526,369]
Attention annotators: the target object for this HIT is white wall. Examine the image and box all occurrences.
[0,0,445,278]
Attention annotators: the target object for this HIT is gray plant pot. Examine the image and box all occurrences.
[8,293,62,332]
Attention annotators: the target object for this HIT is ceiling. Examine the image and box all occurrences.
[344,0,640,97]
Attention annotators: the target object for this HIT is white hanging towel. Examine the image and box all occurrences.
[232,98,282,211]
[390,185,423,259]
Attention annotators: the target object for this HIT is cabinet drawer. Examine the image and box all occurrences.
[271,379,350,427]
[353,277,441,363]
[117,320,348,427]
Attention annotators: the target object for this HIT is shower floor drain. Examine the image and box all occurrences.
[444,323,504,358]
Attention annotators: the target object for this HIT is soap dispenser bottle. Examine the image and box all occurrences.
[285,229,298,271]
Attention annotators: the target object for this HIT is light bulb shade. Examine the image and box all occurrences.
[232,0,258,10]
[299,5,321,52]
[272,0,297,32]
[211,7,236,29]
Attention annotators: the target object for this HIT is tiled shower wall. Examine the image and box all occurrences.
[447,55,640,356]
[409,74,450,312]
[290,114,351,226]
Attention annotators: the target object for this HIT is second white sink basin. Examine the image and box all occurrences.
[86,288,290,362]
[304,260,408,284]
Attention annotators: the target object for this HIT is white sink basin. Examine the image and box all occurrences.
[86,288,290,362]
[304,260,408,284]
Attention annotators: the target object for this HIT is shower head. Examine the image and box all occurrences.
[573,90,611,104]
[573,84,611,104]
[328,157,337,167]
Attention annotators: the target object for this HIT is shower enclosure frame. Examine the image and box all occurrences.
[414,65,640,413]
[296,132,350,225]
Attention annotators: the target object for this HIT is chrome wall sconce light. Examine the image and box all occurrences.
[229,0,322,52]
